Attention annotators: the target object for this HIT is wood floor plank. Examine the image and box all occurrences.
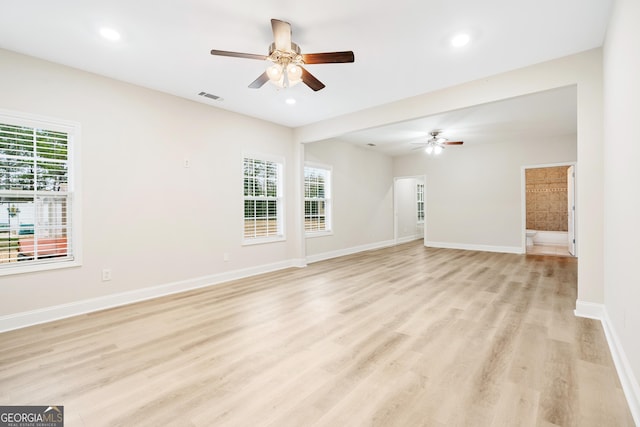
[490,382,540,427]
[0,241,634,426]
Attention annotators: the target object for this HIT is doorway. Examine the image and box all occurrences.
[394,176,425,243]
[522,163,576,256]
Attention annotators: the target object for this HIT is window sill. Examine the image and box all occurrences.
[242,235,286,246]
[305,230,333,239]
[0,258,82,277]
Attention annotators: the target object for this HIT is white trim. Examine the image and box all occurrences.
[522,161,578,170]
[290,258,307,268]
[0,109,82,275]
[0,258,304,333]
[0,108,79,133]
[305,230,334,239]
[0,259,81,277]
[306,239,395,264]
[241,235,286,246]
[304,160,332,171]
[601,311,640,426]
[574,301,640,425]
[531,230,569,246]
[425,240,522,254]
[574,299,606,319]
[242,150,285,166]
[396,234,422,244]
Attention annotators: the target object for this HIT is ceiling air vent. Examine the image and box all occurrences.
[198,91,223,101]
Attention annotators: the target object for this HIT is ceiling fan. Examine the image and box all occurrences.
[210,19,355,91]
[411,130,464,155]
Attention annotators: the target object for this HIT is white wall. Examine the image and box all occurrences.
[0,49,301,321]
[393,135,576,252]
[304,140,393,260]
[603,0,640,414]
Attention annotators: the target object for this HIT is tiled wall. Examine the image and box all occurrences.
[525,166,569,231]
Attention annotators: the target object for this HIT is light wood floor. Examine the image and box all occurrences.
[0,242,634,426]
[526,244,572,257]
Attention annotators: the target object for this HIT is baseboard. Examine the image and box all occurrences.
[574,300,606,320]
[396,235,423,244]
[290,258,308,268]
[0,259,304,333]
[574,300,640,425]
[425,241,523,254]
[306,239,396,264]
[532,230,569,246]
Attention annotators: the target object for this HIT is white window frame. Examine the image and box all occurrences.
[242,153,285,245]
[417,183,425,224]
[0,109,82,276]
[304,162,332,237]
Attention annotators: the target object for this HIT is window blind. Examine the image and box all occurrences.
[243,157,283,240]
[304,165,331,233]
[417,183,424,222]
[0,121,72,269]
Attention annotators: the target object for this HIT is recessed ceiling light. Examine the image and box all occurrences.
[99,27,121,41]
[451,33,470,47]
[285,98,296,105]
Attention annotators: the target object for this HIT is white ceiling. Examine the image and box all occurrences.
[0,0,611,132]
[337,85,578,156]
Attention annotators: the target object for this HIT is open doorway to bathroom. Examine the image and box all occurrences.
[523,163,576,257]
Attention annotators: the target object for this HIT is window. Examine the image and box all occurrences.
[0,111,79,274]
[304,164,331,234]
[417,183,424,223]
[243,156,283,242]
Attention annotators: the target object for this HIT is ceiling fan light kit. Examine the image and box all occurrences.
[211,19,354,92]
[267,62,303,88]
[425,144,444,155]
[412,130,465,156]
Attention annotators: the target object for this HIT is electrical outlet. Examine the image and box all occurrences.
[101,268,112,281]
[183,158,191,168]
[223,252,230,262]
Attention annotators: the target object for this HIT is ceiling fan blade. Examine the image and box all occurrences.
[443,141,464,145]
[248,72,270,89]
[211,50,268,61]
[271,19,292,51]
[302,51,355,64]
[300,67,325,91]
